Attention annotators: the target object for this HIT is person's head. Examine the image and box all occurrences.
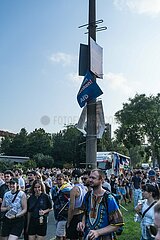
[56,173,65,187]
[156,173,160,179]
[63,170,71,183]
[128,171,133,177]
[30,179,46,196]
[148,169,156,182]
[4,170,14,184]
[136,170,141,176]
[110,173,115,179]
[0,172,4,180]
[142,183,159,199]
[71,169,82,183]
[35,171,42,180]
[44,172,50,178]
[81,170,91,187]
[9,177,19,192]
[14,169,23,177]
[154,167,159,173]
[27,170,36,183]
[89,169,105,189]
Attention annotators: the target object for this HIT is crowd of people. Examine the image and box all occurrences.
[0,167,160,240]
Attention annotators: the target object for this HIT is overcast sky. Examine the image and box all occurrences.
[1,0,160,135]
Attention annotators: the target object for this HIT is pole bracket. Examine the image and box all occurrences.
[78,19,107,34]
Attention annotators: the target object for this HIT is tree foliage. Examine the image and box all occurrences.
[27,128,52,158]
[97,124,129,156]
[51,125,86,168]
[0,128,52,159]
[0,160,14,172]
[0,135,13,155]
[115,94,160,166]
[0,121,131,169]
[33,153,54,168]
[97,125,113,151]
[0,126,86,168]
[9,128,28,156]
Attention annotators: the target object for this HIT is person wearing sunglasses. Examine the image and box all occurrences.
[81,171,91,191]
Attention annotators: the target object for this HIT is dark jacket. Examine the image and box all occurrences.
[27,193,52,219]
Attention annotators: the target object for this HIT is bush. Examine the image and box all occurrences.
[0,160,14,171]
[33,153,54,168]
[23,159,37,171]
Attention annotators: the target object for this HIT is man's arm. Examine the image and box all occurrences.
[87,224,120,240]
[67,186,78,226]
[77,214,86,232]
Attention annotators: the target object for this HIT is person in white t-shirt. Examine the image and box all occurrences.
[153,200,160,240]
[135,183,158,240]
[1,178,27,240]
[15,169,25,191]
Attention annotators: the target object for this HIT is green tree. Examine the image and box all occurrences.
[23,159,37,171]
[0,160,14,172]
[97,124,113,151]
[0,135,13,155]
[115,94,160,166]
[51,125,85,168]
[27,128,52,158]
[129,146,145,167]
[9,128,28,156]
[97,124,129,157]
[51,131,64,168]
[33,153,54,168]
[63,125,86,167]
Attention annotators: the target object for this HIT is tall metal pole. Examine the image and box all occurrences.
[86,0,97,169]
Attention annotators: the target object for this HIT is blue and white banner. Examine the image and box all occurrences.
[77,71,103,108]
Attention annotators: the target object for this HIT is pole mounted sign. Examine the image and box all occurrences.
[77,70,103,108]
[90,37,103,79]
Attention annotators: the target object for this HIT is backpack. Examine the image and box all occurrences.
[85,191,123,236]
[52,186,70,221]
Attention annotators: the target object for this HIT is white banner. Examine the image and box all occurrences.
[76,100,105,138]
[90,37,103,79]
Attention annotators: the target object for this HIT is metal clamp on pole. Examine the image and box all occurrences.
[78,19,104,28]
[79,19,107,34]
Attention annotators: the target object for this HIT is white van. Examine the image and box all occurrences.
[97,151,130,176]
[141,163,150,169]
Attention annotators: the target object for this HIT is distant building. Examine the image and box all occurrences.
[0,131,29,163]
[0,130,16,143]
[0,155,29,163]
[0,130,16,138]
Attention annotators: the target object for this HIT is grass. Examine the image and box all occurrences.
[50,201,141,240]
[117,202,141,240]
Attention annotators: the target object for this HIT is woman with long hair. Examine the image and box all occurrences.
[26,179,52,240]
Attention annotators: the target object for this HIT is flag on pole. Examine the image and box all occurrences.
[77,71,103,108]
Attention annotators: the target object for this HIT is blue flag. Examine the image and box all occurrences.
[77,71,103,108]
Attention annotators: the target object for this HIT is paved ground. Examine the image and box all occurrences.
[46,210,56,240]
